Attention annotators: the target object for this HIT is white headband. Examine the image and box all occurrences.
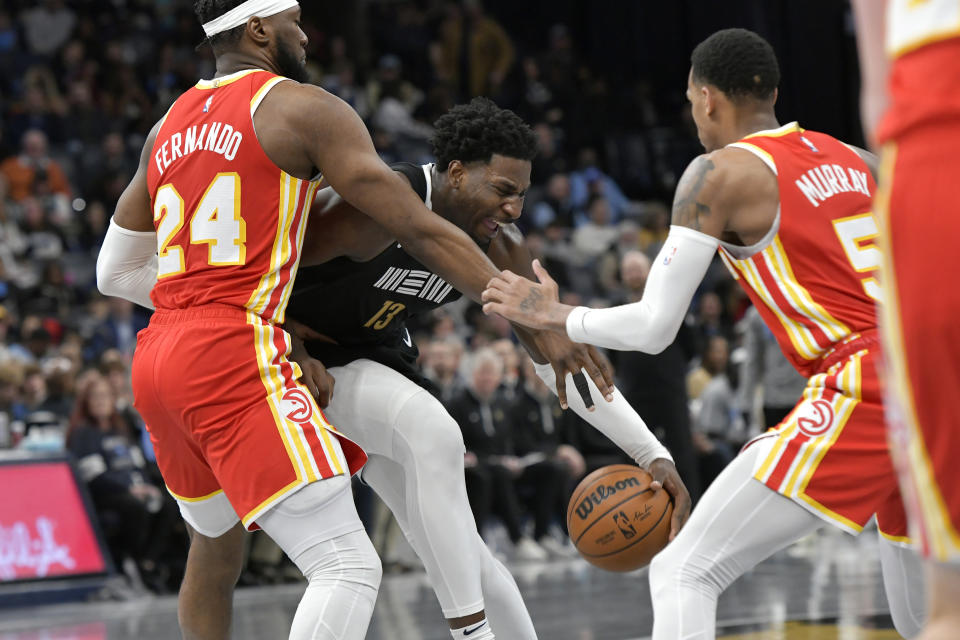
[202,0,300,37]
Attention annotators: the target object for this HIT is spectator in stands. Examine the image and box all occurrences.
[690,290,735,357]
[529,172,575,230]
[0,362,27,441]
[0,129,71,202]
[447,348,551,561]
[738,305,807,433]
[568,148,629,224]
[491,338,521,400]
[6,67,68,145]
[687,335,738,488]
[422,336,467,404]
[66,373,180,593]
[84,297,148,363]
[434,0,515,99]
[607,251,702,500]
[571,195,619,262]
[530,123,567,185]
[507,356,585,551]
[18,0,76,59]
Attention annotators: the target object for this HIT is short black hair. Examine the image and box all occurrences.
[691,28,780,101]
[431,97,538,171]
[194,0,246,50]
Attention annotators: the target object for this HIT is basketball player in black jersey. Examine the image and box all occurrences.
[186,98,691,640]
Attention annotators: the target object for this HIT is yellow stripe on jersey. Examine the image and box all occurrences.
[265,322,321,482]
[250,76,287,116]
[246,173,298,315]
[728,142,778,175]
[742,121,802,139]
[272,179,320,324]
[876,143,960,559]
[735,255,822,360]
[248,311,313,484]
[785,360,860,498]
[167,487,224,503]
[763,237,850,344]
[717,248,742,280]
[195,68,262,90]
[242,479,302,529]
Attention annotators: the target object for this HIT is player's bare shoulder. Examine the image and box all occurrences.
[252,80,347,180]
[672,147,778,242]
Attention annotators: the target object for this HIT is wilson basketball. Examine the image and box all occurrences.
[566,465,673,572]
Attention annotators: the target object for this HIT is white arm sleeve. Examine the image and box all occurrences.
[565,225,719,353]
[533,361,672,468]
[96,218,158,310]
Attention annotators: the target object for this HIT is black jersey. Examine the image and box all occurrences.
[286,162,463,382]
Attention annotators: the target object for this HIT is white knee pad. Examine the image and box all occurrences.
[391,389,465,467]
[256,475,366,560]
[294,529,383,593]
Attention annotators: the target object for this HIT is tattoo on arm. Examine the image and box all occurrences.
[672,156,716,231]
[519,288,543,312]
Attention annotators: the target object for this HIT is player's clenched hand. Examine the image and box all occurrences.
[482,260,574,332]
[647,458,692,541]
[288,335,336,407]
[529,330,615,410]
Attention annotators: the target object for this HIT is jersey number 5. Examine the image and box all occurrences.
[154,173,247,278]
[832,212,882,303]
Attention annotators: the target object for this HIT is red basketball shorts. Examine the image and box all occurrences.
[878,124,960,564]
[745,336,908,540]
[131,304,366,535]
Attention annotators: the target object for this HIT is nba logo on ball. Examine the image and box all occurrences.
[566,465,673,572]
[280,388,314,423]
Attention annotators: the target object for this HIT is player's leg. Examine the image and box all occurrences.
[649,443,824,640]
[363,453,538,640]
[323,360,513,638]
[876,534,925,637]
[920,564,960,640]
[879,133,960,640]
[179,522,246,640]
[255,475,381,640]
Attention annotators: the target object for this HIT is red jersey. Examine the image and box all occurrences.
[718,123,880,377]
[146,69,320,323]
[878,0,960,143]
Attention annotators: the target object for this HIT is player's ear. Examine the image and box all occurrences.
[702,85,716,116]
[447,160,464,188]
[246,16,270,47]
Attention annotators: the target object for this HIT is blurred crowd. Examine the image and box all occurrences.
[0,0,807,592]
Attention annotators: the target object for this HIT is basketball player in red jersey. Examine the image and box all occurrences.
[854,2,960,637]
[90,0,602,638]
[482,29,928,638]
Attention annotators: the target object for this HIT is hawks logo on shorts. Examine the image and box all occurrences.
[795,399,834,437]
[281,388,314,423]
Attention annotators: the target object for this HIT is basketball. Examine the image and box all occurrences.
[566,465,673,572]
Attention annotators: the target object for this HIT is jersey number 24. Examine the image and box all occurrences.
[153,173,246,278]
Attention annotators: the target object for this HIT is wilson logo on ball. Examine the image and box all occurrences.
[281,388,314,423]
[573,476,641,521]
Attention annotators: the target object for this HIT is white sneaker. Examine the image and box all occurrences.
[538,535,577,558]
[513,537,549,562]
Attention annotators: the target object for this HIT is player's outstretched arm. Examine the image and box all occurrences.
[482,154,725,352]
[96,123,162,309]
[488,223,615,408]
[293,87,500,301]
